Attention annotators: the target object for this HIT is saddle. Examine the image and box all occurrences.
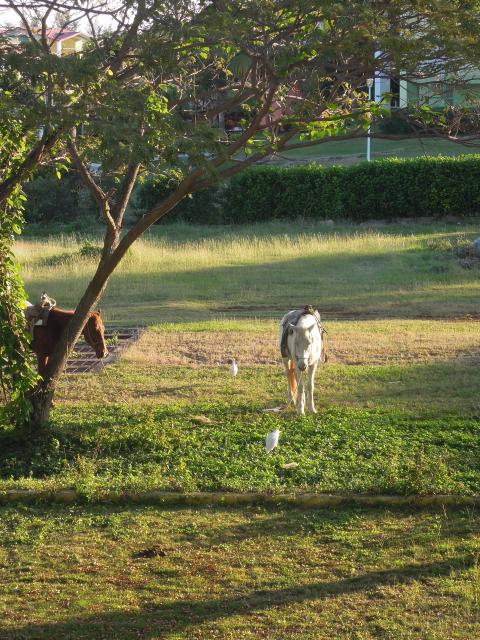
[280,304,327,362]
[24,292,56,335]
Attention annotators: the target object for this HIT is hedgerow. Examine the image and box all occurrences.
[22,155,480,226]
[226,155,480,222]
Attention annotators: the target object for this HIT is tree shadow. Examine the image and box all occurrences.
[26,242,480,323]
[0,554,473,639]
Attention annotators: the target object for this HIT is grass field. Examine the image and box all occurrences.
[277,136,479,164]
[4,220,480,496]
[0,504,479,639]
[3,219,480,637]
[15,220,480,324]
[236,135,480,166]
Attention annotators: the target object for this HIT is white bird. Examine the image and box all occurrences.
[228,358,238,376]
[265,429,280,454]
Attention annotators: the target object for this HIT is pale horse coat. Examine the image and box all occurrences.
[278,309,323,415]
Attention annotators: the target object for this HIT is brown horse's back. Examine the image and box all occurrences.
[31,307,107,375]
[45,307,74,330]
[32,308,74,376]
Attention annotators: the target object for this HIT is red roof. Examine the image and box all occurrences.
[43,27,88,42]
[0,26,88,43]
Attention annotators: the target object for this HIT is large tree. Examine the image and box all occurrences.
[2,0,480,427]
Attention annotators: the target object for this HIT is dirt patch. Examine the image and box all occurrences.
[124,330,280,366]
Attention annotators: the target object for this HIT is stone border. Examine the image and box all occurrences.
[0,489,478,508]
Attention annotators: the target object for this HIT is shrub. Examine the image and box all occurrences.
[226,155,480,222]
[24,155,480,227]
[23,173,96,223]
[79,240,103,259]
[134,171,222,224]
[378,114,417,135]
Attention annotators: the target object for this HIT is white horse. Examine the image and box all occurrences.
[279,308,325,415]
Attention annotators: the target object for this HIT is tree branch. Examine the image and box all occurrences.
[0,131,59,206]
[66,137,117,238]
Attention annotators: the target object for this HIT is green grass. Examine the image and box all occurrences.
[270,136,480,164]
[7,220,480,496]
[15,221,480,324]
[4,219,480,636]
[1,373,479,495]
[3,318,480,496]
[0,503,479,639]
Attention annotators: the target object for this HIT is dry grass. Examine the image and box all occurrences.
[124,319,480,367]
[15,222,480,323]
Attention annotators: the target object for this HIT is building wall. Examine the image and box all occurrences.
[50,35,86,56]
[404,79,480,108]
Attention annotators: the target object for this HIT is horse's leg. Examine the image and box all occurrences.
[295,367,305,415]
[282,358,297,404]
[306,362,318,413]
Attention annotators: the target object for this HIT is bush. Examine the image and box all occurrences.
[23,173,96,224]
[226,155,480,222]
[134,170,222,224]
[24,155,480,227]
[226,164,344,223]
[378,114,417,135]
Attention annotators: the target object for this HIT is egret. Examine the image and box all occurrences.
[265,429,280,453]
[228,358,238,376]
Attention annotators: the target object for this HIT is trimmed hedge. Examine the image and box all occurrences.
[23,155,480,226]
[226,155,480,222]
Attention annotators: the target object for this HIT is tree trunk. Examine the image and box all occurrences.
[26,182,193,429]
[27,270,110,428]
[28,383,55,431]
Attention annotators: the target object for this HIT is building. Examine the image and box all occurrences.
[0,26,89,55]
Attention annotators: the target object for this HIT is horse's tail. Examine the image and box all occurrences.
[289,360,297,401]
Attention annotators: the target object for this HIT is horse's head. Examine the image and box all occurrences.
[288,321,318,371]
[84,310,108,359]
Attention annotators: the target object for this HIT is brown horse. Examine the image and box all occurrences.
[31,307,108,376]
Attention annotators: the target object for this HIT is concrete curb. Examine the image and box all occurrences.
[0,489,478,508]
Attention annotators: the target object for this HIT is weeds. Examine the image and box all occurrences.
[0,405,477,496]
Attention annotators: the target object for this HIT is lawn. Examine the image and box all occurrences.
[15,220,480,324]
[4,220,480,497]
[281,137,475,164]
[0,503,479,639]
[3,219,480,638]
[243,135,480,165]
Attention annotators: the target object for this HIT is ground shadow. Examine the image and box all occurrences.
[25,238,480,323]
[0,554,473,639]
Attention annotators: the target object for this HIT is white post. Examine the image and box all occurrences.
[399,78,408,108]
[366,78,374,162]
